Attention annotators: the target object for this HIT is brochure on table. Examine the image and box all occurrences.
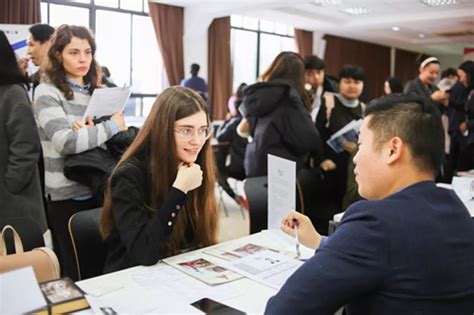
[163,252,243,285]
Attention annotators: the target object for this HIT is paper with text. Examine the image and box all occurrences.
[268,154,296,229]
[223,250,303,290]
[82,86,131,119]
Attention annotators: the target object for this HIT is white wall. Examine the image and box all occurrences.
[437,54,464,70]
[183,8,214,81]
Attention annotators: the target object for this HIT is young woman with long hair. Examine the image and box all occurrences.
[100,86,218,273]
[240,51,322,177]
[34,24,127,279]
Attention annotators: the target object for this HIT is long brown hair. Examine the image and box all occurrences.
[44,24,99,100]
[260,51,311,111]
[100,86,218,256]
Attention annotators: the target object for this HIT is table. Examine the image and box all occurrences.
[76,230,313,314]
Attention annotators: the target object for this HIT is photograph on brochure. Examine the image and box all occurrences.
[163,254,243,286]
[204,243,268,261]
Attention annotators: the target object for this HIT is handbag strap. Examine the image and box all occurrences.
[0,225,24,255]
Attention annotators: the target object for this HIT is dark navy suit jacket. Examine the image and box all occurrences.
[265,181,474,315]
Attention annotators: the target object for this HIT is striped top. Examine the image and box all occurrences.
[34,82,119,201]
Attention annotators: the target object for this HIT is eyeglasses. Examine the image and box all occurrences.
[174,126,212,140]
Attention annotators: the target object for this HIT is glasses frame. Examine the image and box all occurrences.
[174,126,212,141]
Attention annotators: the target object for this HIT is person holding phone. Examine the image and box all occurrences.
[266,94,474,314]
[33,24,126,280]
[100,86,219,273]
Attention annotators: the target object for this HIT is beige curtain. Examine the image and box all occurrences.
[148,2,184,86]
[208,17,232,120]
[0,0,41,24]
[294,29,313,57]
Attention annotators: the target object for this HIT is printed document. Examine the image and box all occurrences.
[268,154,296,229]
[83,86,131,119]
[223,250,303,290]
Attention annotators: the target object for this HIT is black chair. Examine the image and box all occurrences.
[1,217,45,254]
[213,142,231,216]
[68,208,107,280]
[244,176,305,234]
[244,176,268,234]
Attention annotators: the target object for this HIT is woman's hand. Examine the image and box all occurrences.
[320,159,336,171]
[459,122,468,134]
[110,112,127,131]
[172,163,203,193]
[72,116,95,130]
[341,139,357,153]
[431,90,447,103]
[281,210,322,250]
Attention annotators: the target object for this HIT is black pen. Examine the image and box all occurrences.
[293,219,301,258]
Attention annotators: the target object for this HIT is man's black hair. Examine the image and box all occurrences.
[339,65,365,82]
[365,93,444,174]
[191,63,200,76]
[304,55,325,70]
[29,24,55,43]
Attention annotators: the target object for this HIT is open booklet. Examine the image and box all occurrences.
[327,119,363,153]
[163,252,243,286]
[82,86,131,120]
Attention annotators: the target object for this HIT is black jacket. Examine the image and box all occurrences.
[448,81,470,136]
[0,84,47,233]
[216,113,247,178]
[404,77,445,113]
[243,80,322,177]
[103,154,191,273]
[64,127,139,203]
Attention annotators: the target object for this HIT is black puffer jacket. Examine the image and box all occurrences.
[243,80,322,177]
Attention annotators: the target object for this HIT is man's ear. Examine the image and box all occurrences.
[386,137,403,165]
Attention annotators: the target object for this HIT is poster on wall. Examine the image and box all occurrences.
[0,24,36,75]
[464,48,474,61]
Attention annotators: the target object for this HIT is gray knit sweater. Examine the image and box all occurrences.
[34,82,118,201]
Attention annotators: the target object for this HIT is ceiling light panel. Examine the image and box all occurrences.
[422,0,457,6]
[343,7,371,15]
[313,0,342,5]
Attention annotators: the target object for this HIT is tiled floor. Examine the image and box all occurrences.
[215,179,250,243]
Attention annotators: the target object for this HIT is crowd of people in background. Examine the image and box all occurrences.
[1,22,474,311]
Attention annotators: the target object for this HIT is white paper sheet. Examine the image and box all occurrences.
[82,86,131,119]
[0,267,47,314]
[223,250,303,290]
[268,154,296,229]
[451,176,474,202]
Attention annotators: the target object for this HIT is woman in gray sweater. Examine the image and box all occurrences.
[34,25,126,280]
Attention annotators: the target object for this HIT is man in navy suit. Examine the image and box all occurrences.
[265,94,474,315]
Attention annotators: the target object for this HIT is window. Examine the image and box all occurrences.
[49,4,89,27]
[40,0,164,117]
[95,10,131,87]
[230,15,296,93]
